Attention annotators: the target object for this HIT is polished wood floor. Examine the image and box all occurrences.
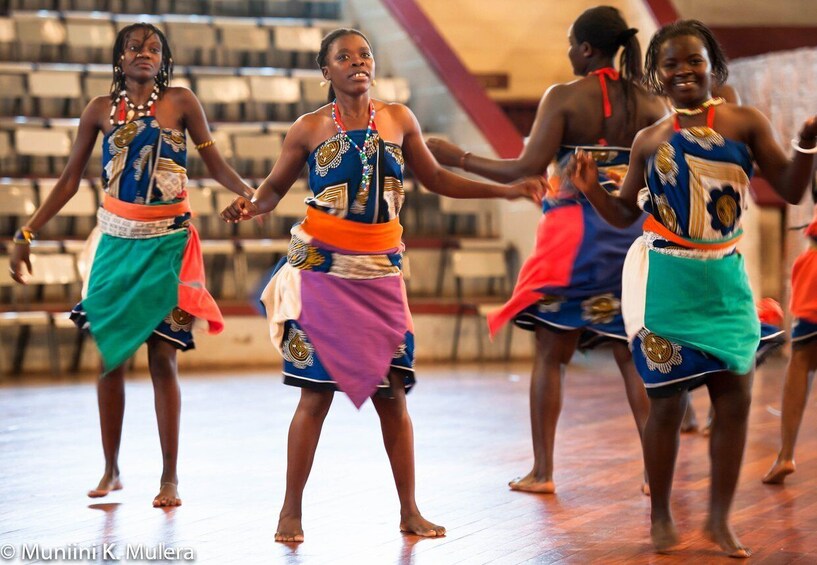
[2,353,817,564]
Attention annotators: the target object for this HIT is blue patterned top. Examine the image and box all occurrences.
[306,130,405,224]
[641,120,753,243]
[102,116,189,205]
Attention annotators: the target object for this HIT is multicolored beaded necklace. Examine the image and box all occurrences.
[109,83,160,126]
[672,96,724,116]
[331,99,377,202]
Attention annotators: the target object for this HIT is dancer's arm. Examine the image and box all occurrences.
[426,85,567,182]
[220,114,312,221]
[400,104,546,203]
[9,97,106,283]
[744,110,816,204]
[178,88,254,199]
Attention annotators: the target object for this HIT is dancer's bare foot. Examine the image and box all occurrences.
[508,472,555,494]
[641,481,650,496]
[704,520,751,558]
[400,513,446,537]
[152,482,182,507]
[87,474,122,498]
[762,458,795,485]
[275,515,304,543]
[650,519,680,553]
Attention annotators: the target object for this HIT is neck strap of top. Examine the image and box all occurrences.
[589,67,619,119]
[673,103,716,132]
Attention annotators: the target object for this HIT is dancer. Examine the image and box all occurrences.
[8,23,255,507]
[569,19,816,556]
[220,28,545,542]
[763,194,817,484]
[428,6,666,494]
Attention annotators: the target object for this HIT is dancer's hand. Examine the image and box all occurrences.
[508,176,548,205]
[797,115,817,147]
[9,244,32,284]
[567,150,601,194]
[220,196,259,223]
[426,137,466,168]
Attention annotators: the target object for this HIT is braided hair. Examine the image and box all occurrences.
[316,28,372,103]
[643,19,729,95]
[573,6,643,124]
[110,23,174,100]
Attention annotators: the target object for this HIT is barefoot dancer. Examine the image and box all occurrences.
[569,19,816,557]
[220,28,545,542]
[763,197,817,485]
[427,6,666,494]
[9,23,255,507]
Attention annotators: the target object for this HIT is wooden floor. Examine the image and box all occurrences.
[2,353,817,564]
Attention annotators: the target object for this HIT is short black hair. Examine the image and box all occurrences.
[643,19,728,95]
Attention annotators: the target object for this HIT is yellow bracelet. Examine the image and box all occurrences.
[195,139,216,151]
[13,226,36,244]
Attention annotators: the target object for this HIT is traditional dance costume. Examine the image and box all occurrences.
[790,209,817,344]
[624,103,779,397]
[261,104,414,408]
[488,68,641,341]
[71,115,224,371]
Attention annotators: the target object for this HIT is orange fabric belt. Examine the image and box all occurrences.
[643,215,742,251]
[300,206,403,253]
[103,194,191,221]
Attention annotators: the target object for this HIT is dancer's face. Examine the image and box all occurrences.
[322,34,375,96]
[120,28,163,83]
[657,34,713,107]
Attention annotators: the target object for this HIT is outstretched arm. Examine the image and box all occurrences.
[220,115,312,222]
[179,88,254,199]
[747,109,817,204]
[401,105,546,203]
[426,84,566,182]
[9,97,105,283]
[568,130,649,228]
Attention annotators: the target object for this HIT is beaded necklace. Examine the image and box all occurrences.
[672,96,724,116]
[109,83,160,126]
[331,99,377,201]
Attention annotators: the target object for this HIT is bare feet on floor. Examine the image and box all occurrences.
[87,474,122,498]
[153,482,182,507]
[650,519,680,553]
[762,458,795,485]
[508,472,555,494]
[641,481,650,496]
[275,515,304,543]
[400,514,446,537]
[704,520,751,558]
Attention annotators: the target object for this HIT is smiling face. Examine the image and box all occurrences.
[120,27,163,82]
[322,33,375,95]
[657,34,713,107]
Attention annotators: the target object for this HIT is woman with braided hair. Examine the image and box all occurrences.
[9,23,254,507]
[428,5,666,495]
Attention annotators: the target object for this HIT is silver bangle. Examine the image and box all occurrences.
[791,138,817,154]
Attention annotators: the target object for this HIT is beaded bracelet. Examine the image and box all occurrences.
[13,227,36,245]
[195,139,216,151]
[791,138,817,155]
[460,151,471,170]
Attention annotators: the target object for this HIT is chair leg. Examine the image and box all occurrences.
[46,321,60,377]
[451,310,463,362]
[503,324,513,361]
[475,315,485,361]
[12,325,30,376]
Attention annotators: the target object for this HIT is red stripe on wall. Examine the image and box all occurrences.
[379,0,524,158]
[641,0,681,25]
[711,27,817,59]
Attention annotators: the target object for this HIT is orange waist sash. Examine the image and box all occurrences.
[643,215,742,251]
[103,194,191,221]
[300,206,403,253]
